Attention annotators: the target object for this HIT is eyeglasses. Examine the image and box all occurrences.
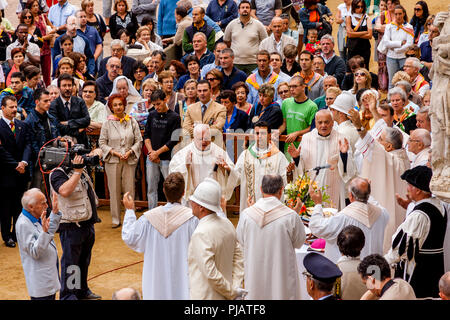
[302,271,313,280]
[355,72,366,77]
[279,90,289,94]
[408,139,421,143]
[414,8,423,11]
[109,65,121,69]
[24,15,32,19]
[206,77,217,81]
[83,90,95,94]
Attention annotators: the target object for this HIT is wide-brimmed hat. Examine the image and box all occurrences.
[189,178,222,213]
[400,165,432,193]
[329,91,356,115]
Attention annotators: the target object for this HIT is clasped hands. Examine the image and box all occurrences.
[113,149,133,161]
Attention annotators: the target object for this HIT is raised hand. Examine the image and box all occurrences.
[338,137,349,154]
[348,109,362,129]
[293,197,304,214]
[309,186,323,205]
[395,193,412,210]
[288,143,301,159]
[41,211,50,233]
[51,191,58,213]
[122,192,135,210]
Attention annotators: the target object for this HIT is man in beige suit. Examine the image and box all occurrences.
[187,178,246,300]
[182,79,226,140]
[358,254,416,300]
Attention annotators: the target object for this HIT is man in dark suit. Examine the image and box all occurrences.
[0,95,32,247]
[97,39,136,81]
[49,74,91,148]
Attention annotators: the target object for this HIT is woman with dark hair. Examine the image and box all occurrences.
[82,80,107,131]
[176,55,201,92]
[169,60,187,89]
[99,93,142,228]
[109,0,139,40]
[205,69,223,102]
[346,0,372,69]
[23,65,44,91]
[247,83,283,131]
[6,48,26,87]
[219,90,248,132]
[27,0,56,86]
[232,81,252,114]
[410,1,429,44]
[69,51,94,82]
[19,8,43,49]
[53,34,73,77]
[132,61,148,92]
[140,15,163,47]
[117,28,133,47]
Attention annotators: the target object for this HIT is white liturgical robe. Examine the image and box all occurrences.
[236,196,306,300]
[122,203,198,300]
[169,141,234,202]
[309,200,389,263]
[225,142,289,212]
[296,128,357,211]
[355,122,410,253]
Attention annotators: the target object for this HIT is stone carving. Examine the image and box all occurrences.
[429,6,450,202]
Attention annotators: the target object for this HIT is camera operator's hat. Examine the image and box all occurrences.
[303,253,342,283]
[329,91,357,116]
[400,165,432,193]
[189,178,222,213]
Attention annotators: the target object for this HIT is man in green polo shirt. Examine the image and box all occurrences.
[279,75,318,160]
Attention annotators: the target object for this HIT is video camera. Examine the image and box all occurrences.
[39,139,100,171]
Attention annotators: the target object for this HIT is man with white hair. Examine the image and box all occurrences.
[407,129,431,168]
[258,17,296,60]
[416,107,431,132]
[237,174,306,299]
[226,121,289,211]
[439,272,450,300]
[97,39,137,80]
[288,109,357,211]
[320,34,346,86]
[169,124,234,204]
[52,16,96,76]
[96,57,121,104]
[349,94,410,253]
[403,57,430,98]
[188,178,245,300]
[15,189,61,300]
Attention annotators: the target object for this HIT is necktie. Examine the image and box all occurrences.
[201,104,207,117]
[10,121,15,137]
[64,101,70,118]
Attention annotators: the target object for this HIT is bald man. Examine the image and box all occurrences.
[288,109,357,211]
[259,17,296,60]
[112,288,141,300]
[96,56,121,104]
[439,272,450,300]
[407,129,431,168]
[308,177,389,263]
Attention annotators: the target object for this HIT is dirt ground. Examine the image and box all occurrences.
[0,0,447,300]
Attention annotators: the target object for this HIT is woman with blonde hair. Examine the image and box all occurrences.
[129,78,159,128]
[99,93,142,228]
[51,57,83,96]
[350,68,372,95]
[417,15,434,47]
[177,79,197,123]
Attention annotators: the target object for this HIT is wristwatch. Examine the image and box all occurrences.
[357,127,364,132]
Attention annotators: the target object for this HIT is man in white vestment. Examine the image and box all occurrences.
[288,109,357,210]
[225,121,289,212]
[236,174,306,300]
[308,177,389,263]
[407,129,431,168]
[121,173,198,300]
[188,178,246,300]
[349,97,410,254]
[329,91,360,150]
[169,124,234,204]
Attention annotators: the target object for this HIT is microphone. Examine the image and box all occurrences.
[311,164,331,172]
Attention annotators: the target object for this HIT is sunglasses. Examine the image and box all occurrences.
[405,54,416,58]
[356,5,364,8]
[414,8,423,11]
[24,16,33,19]
[279,90,289,94]
[355,72,366,77]
[206,77,217,81]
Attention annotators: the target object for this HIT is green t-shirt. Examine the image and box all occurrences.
[281,97,318,158]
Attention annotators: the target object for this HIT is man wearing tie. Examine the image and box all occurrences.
[49,74,91,148]
[0,95,32,248]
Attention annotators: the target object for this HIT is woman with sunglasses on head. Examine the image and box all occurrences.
[410,1,429,45]
[205,69,223,102]
[349,68,373,97]
[19,9,43,48]
[345,0,372,69]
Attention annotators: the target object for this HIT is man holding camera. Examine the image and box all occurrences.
[49,153,101,300]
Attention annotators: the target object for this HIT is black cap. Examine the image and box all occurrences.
[303,253,342,283]
[400,165,432,193]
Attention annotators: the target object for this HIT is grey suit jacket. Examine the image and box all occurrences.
[15,211,62,298]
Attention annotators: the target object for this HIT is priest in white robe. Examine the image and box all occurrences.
[169,124,234,204]
[225,121,289,212]
[288,110,358,211]
[308,177,389,263]
[236,174,306,300]
[349,99,410,253]
[121,173,198,300]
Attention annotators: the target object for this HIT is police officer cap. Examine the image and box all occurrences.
[400,165,432,193]
[303,253,342,283]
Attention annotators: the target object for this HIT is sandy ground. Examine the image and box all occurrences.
[0,0,447,300]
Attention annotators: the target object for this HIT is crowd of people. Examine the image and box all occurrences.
[0,0,449,301]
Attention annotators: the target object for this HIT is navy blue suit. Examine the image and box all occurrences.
[0,117,32,242]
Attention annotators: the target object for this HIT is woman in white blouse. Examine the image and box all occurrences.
[380,4,414,88]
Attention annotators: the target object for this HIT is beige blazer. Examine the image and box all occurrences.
[182,100,226,136]
[337,258,367,300]
[98,117,143,165]
[360,278,417,300]
[188,214,244,300]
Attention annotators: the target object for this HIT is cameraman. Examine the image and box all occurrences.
[50,154,101,300]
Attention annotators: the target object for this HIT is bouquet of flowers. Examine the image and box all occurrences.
[284,172,331,216]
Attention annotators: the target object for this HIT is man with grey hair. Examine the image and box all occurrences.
[236,174,306,299]
[98,39,137,80]
[309,176,389,263]
[181,32,215,69]
[320,34,346,85]
[403,57,430,98]
[112,287,142,300]
[219,48,248,90]
[15,189,61,300]
[416,107,431,132]
[312,75,338,110]
[96,56,121,104]
[349,93,410,253]
[52,15,96,76]
[407,128,432,168]
[439,272,450,300]
[258,17,296,60]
